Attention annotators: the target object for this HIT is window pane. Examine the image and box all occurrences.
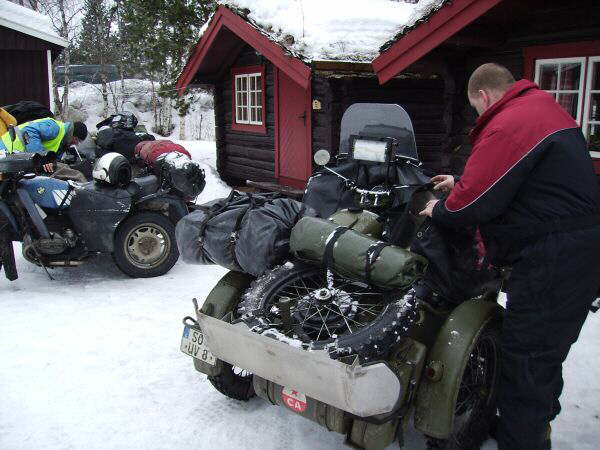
[250,76,256,91]
[236,77,241,92]
[255,75,262,92]
[256,106,262,123]
[559,63,582,90]
[236,107,243,122]
[588,124,600,151]
[557,93,579,119]
[251,108,257,123]
[588,93,600,122]
[592,62,600,91]
[539,64,558,90]
[256,93,262,107]
[243,108,248,122]
[241,91,248,107]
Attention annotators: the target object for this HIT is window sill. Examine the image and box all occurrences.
[231,122,267,134]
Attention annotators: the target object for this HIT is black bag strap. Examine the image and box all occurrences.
[323,226,349,269]
[365,241,390,285]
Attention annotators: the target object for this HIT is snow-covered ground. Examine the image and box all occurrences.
[1,144,600,449]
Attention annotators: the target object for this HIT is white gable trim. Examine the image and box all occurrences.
[0,13,68,48]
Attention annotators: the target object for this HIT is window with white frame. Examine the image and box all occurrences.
[535,56,600,153]
[235,72,263,125]
[583,57,600,154]
[535,57,586,123]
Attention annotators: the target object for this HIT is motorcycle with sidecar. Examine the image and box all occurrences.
[0,142,203,281]
[180,104,504,450]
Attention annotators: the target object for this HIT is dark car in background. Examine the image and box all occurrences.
[54,64,120,86]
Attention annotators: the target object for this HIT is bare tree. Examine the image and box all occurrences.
[37,0,83,119]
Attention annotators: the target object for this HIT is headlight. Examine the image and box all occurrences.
[351,138,391,163]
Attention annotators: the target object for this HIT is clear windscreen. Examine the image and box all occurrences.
[339,103,418,161]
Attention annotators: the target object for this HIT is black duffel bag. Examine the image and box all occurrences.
[3,100,54,124]
[176,192,315,276]
[96,128,147,160]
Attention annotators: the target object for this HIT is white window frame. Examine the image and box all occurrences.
[234,72,263,126]
[582,56,600,157]
[535,57,586,124]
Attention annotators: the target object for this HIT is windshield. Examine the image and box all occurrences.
[339,103,418,161]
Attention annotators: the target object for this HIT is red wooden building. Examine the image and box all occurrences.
[0,0,67,109]
[177,0,600,189]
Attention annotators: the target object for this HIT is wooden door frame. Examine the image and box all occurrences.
[274,67,313,188]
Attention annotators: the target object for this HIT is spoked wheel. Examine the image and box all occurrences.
[113,212,179,278]
[208,363,255,401]
[238,262,419,361]
[426,322,501,450]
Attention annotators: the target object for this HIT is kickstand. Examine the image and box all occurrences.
[30,245,54,281]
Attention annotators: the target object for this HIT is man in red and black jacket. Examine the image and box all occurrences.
[421,63,600,450]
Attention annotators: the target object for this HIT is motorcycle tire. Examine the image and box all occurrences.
[208,363,255,401]
[425,321,501,450]
[113,212,179,278]
[238,262,418,362]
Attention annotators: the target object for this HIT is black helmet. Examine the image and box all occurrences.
[110,112,138,130]
[95,112,139,131]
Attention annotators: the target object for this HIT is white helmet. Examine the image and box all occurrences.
[92,152,132,187]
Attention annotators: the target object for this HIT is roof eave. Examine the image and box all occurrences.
[373,0,504,85]
[0,16,68,48]
[177,5,311,94]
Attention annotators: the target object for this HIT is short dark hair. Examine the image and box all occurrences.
[468,63,516,97]
[73,122,88,141]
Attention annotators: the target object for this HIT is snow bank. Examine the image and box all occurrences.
[61,79,215,141]
[219,0,447,61]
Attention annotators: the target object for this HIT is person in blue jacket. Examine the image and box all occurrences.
[0,118,87,172]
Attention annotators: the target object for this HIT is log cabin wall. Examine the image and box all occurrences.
[214,45,276,184]
[312,74,450,173]
[446,0,600,174]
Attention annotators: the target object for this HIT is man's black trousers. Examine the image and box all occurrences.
[497,226,600,450]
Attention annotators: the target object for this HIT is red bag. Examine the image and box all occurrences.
[134,140,192,166]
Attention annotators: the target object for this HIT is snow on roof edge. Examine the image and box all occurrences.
[0,0,68,48]
[379,0,451,53]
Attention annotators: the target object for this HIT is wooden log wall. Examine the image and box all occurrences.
[312,74,450,173]
[214,45,276,184]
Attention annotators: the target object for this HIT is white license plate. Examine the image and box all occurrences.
[180,325,216,365]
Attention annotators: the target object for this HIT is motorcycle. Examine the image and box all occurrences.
[180,104,503,449]
[0,131,202,281]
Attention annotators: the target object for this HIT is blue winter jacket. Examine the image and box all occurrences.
[0,118,63,153]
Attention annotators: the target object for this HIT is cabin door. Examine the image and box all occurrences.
[276,69,311,189]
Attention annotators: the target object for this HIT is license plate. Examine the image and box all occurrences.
[180,325,216,365]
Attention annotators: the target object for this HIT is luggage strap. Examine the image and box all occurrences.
[485,214,600,243]
[365,242,390,285]
[323,226,349,269]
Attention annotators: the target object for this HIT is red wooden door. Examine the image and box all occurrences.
[276,69,311,188]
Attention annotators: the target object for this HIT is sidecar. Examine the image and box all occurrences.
[180,104,503,449]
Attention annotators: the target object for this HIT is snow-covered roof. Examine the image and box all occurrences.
[219,0,448,62]
[0,0,68,48]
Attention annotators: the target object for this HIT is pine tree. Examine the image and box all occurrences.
[117,0,216,135]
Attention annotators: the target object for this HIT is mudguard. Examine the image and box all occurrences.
[191,271,255,376]
[414,299,503,439]
[68,182,131,252]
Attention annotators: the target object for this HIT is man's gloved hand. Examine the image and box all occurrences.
[431,174,455,194]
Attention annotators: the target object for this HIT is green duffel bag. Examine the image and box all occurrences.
[290,216,427,289]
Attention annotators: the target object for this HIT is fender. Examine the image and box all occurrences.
[136,195,189,224]
[191,270,255,376]
[414,299,503,439]
[16,188,50,239]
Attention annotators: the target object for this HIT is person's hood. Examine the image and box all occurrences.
[470,79,539,141]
